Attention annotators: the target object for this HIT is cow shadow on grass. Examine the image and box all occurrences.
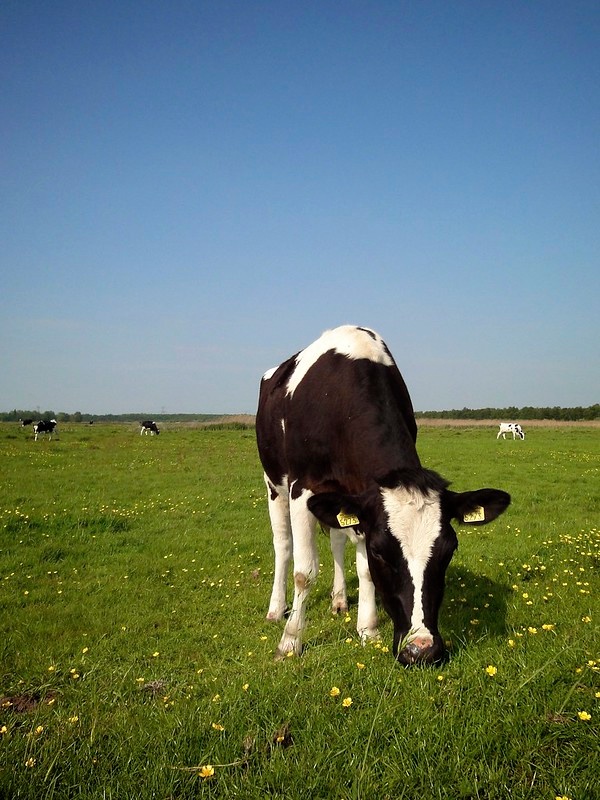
[441,564,512,655]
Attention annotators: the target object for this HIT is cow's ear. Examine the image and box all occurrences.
[446,488,511,526]
[307,493,363,529]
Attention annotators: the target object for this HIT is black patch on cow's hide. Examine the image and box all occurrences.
[357,326,377,340]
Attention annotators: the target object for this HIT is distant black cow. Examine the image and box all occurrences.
[140,420,160,436]
[33,419,57,441]
[256,325,511,665]
[20,419,33,427]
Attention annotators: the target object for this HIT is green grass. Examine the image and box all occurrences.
[0,422,598,799]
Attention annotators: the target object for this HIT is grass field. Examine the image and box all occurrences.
[0,421,598,799]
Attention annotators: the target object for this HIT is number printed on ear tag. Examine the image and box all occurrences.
[463,506,485,523]
[337,511,359,528]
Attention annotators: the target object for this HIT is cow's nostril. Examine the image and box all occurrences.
[404,642,421,660]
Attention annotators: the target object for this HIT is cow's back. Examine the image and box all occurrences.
[256,326,420,494]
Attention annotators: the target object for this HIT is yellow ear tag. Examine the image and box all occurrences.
[463,506,485,523]
[337,511,360,528]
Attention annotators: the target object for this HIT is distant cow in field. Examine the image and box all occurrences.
[497,423,525,440]
[33,419,57,441]
[140,420,160,436]
[20,419,33,427]
[256,325,511,665]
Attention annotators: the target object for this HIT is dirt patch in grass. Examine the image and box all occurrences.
[1,692,57,713]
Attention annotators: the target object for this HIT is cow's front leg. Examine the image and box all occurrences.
[353,533,379,642]
[329,528,348,614]
[265,477,292,621]
[275,488,318,659]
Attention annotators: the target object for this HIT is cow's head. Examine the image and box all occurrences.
[308,472,510,666]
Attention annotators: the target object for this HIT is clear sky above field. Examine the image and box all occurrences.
[1,1,599,414]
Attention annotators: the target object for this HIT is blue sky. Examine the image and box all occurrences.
[2,1,598,414]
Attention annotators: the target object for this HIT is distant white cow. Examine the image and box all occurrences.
[497,423,525,440]
[34,419,58,441]
[140,420,160,436]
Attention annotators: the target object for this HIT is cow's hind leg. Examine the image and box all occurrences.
[329,528,348,614]
[275,488,318,659]
[265,477,292,621]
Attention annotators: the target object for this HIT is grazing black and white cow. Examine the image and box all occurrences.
[33,419,57,441]
[140,420,160,436]
[497,423,525,440]
[20,419,33,427]
[256,326,510,665]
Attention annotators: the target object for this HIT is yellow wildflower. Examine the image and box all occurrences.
[330,686,341,697]
[577,711,591,721]
[211,723,225,731]
[485,665,497,677]
[356,662,365,670]
[342,697,353,707]
[198,765,214,779]
[25,758,36,768]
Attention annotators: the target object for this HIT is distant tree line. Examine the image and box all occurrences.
[414,405,599,421]
[0,410,226,424]
[2,406,598,424]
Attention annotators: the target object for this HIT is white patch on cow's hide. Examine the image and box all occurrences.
[262,366,278,381]
[381,485,442,638]
[286,325,394,396]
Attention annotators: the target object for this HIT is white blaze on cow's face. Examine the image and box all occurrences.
[286,325,394,397]
[381,485,443,644]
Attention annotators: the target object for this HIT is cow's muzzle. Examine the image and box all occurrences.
[396,635,446,666]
